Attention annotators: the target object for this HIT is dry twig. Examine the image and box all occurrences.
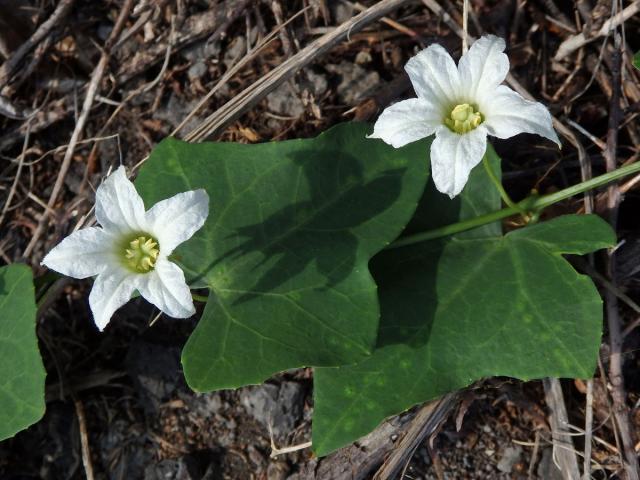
[373,393,458,480]
[22,0,135,259]
[603,30,640,480]
[554,1,640,61]
[543,378,581,479]
[0,0,76,91]
[74,398,95,480]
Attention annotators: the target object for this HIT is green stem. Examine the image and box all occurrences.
[482,154,527,216]
[192,293,209,302]
[389,160,640,250]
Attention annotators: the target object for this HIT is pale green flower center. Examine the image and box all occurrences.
[124,235,159,273]
[444,103,483,134]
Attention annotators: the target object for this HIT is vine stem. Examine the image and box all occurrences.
[388,160,640,250]
[482,154,528,216]
[192,293,209,302]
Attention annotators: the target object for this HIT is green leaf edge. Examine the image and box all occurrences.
[311,213,615,456]
[0,264,46,442]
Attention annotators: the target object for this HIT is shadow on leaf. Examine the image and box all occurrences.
[371,178,465,350]
[206,149,407,304]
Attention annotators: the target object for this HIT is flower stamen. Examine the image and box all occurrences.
[124,236,159,273]
[445,103,483,134]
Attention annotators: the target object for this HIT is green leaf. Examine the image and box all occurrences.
[0,264,46,441]
[633,51,640,71]
[135,123,430,390]
[312,151,615,456]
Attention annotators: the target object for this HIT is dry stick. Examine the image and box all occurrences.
[462,0,469,53]
[421,0,471,46]
[74,399,95,480]
[346,0,422,41]
[0,118,31,230]
[566,119,607,151]
[0,0,76,90]
[543,378,581,480]
[0,94,34,119]
[573,257,640,316]
[552,48,585,102]
[528,431,541,480]
[21,0,135,259]
[372,393,458,480]
[596,356,626,478]
[270,0,294,57]
[541,0,573,28]
[622,315,640,338]
[554,1,640,61]
[168,5,312,142]
[113,7,153,49]
[583,376,593,479]
[204,0,254,48]
[10,34,56,93]
[184,0,413,142]
[569,127,595,480]
[267,423,312,458]
[564,119,598,480]
[604,31,640,480]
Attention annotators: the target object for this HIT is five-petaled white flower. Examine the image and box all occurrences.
[42,166,209,331]
[370,35,560,198]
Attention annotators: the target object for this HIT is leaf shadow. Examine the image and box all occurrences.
[208,149,407,305]
[371,178,465,350]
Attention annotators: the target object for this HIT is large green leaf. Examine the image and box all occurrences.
[633,50,640,71]
[135,123,430,390]
[312,151,615,456]
[0,264,46,441]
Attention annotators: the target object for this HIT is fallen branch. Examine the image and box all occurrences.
[0,0,76,90]
[543,378,581,480]
[373,393,458,480]
[74,398,95,480]
[553,1,640,61]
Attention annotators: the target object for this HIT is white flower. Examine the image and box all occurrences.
[42,166,209,331]
[370,35,560,198]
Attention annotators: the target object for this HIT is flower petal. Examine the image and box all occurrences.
[89,266,137,331]
[430,126,488,198]
[145,189,209,256]
[41,227,115,279]
[483,86,560,146]
[458,35,509,100]
[95,166,146,233]
[369,98,440,148]
[405,43,460,107]
[137,259,195,319]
